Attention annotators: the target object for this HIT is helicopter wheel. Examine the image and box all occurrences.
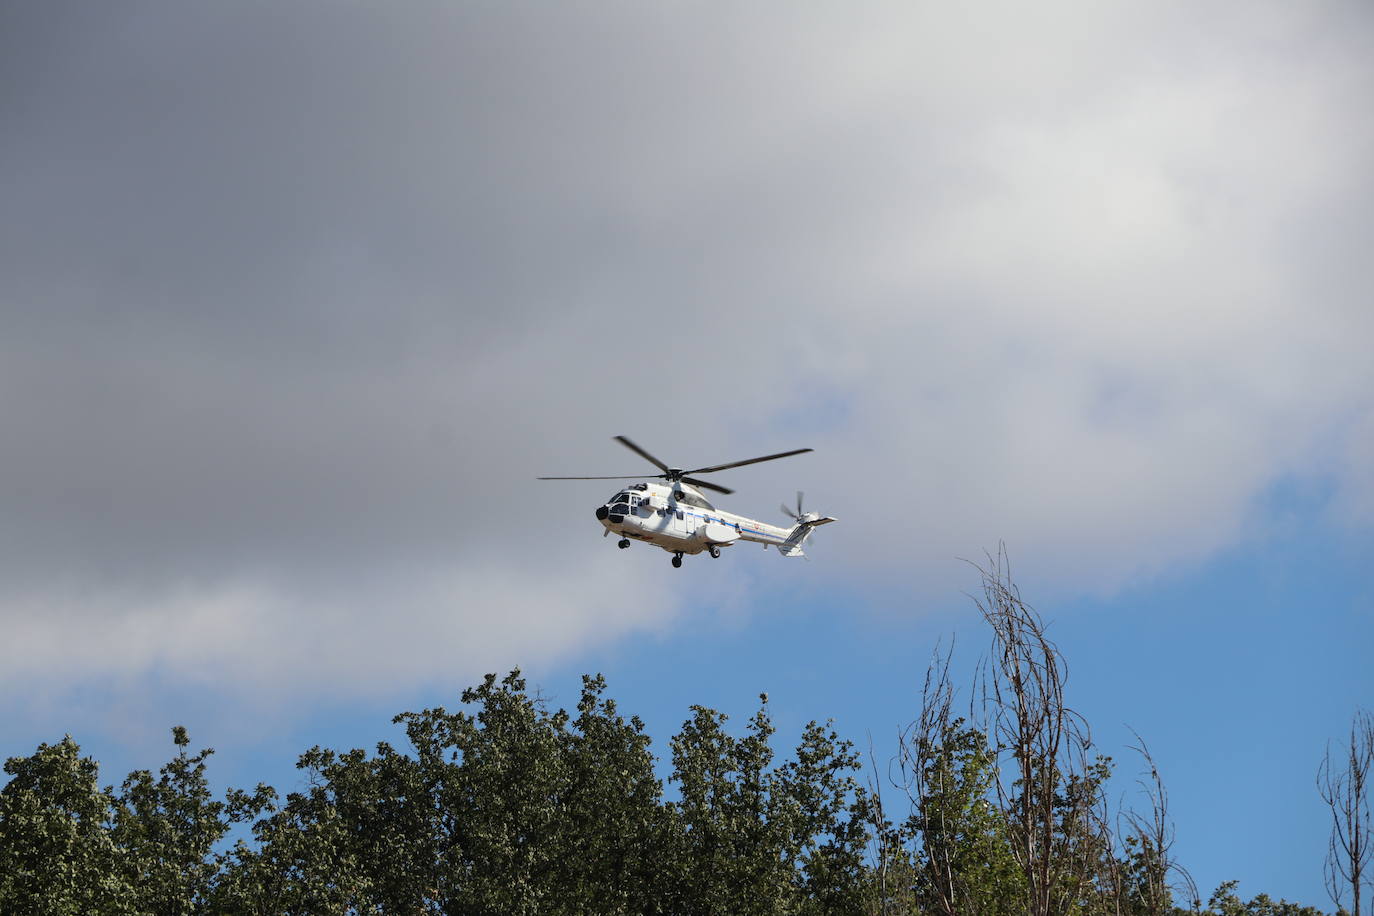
[618,538,630,549]
[671,553,683,568]
[708,546,720,559]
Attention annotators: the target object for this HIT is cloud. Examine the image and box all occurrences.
[0,550,686,696]
[2,0,1370,700]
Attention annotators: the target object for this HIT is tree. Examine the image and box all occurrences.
[1205,879,1328,916]
[402,669,573,915]
[971,550,1112,916]
[227,669,671,915]
[5,649,1348,915]
[111,726,268,915]
[0,737,135,915]
[774,717,872,913]
[214,669,870,915]
[1111,735,1198,915]
[551,673,673,915]
[890,642,1022,916]
[666,694,870,914]
[212,739,432,915]
[398,669,675,915]
[1319,708,1374,916]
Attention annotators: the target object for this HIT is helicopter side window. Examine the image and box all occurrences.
[678,491,714,510]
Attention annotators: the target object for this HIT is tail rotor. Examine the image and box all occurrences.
[778,491,834,558]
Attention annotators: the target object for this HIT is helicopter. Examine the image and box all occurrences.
[539,436,835,568]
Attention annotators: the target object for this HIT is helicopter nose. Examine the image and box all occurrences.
[595,505,609,521]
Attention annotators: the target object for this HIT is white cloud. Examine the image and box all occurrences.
[1,0,1370,701]
[0,549,696,699]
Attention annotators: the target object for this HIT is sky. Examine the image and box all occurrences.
[2,0,1371,906]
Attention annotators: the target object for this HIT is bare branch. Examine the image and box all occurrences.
[1320,708,1374,916]
[969,545,1103,916]
[1120,731,1198,914]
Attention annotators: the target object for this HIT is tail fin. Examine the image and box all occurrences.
[778,515,836,558]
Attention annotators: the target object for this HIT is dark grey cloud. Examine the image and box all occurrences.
[2,1,1371,696]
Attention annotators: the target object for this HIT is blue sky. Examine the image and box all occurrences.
[3,1,1372,908]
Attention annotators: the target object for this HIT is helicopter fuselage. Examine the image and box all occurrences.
[595,481,812,558]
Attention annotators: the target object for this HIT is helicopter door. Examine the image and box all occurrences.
[670,502,691,540]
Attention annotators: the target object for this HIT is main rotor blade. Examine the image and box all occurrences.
[687,447,813,475]
[613,435,670,474]
[680,476,734,495]
[536,475,652,480]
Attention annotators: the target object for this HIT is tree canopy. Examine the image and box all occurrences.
[1,567,1343,914]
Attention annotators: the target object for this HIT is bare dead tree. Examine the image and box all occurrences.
[1119,733,1198,915]
[884,549,1188,916]
[971,547,1104,916]
[1320,708,1373,916]
[894,641,960,916]
[865,732,898,916]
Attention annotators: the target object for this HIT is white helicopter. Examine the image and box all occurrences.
[539,436,835,568]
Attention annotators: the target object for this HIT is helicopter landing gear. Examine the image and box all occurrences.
[618,538,630,549]
[671,552,683,568]
[708,546,720,559]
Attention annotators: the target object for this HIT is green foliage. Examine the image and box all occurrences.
[212,670,669,915]
[110,727,253,915]
[666,696,869,914]
[0,737,135,915]
[0,728,271,916]
[1114,827,1180,915]
[905,721,1024,916]
[211,742,410,914]
[1206,880,1330,916]
[0,673,1335,916]
[205,671,867,914]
